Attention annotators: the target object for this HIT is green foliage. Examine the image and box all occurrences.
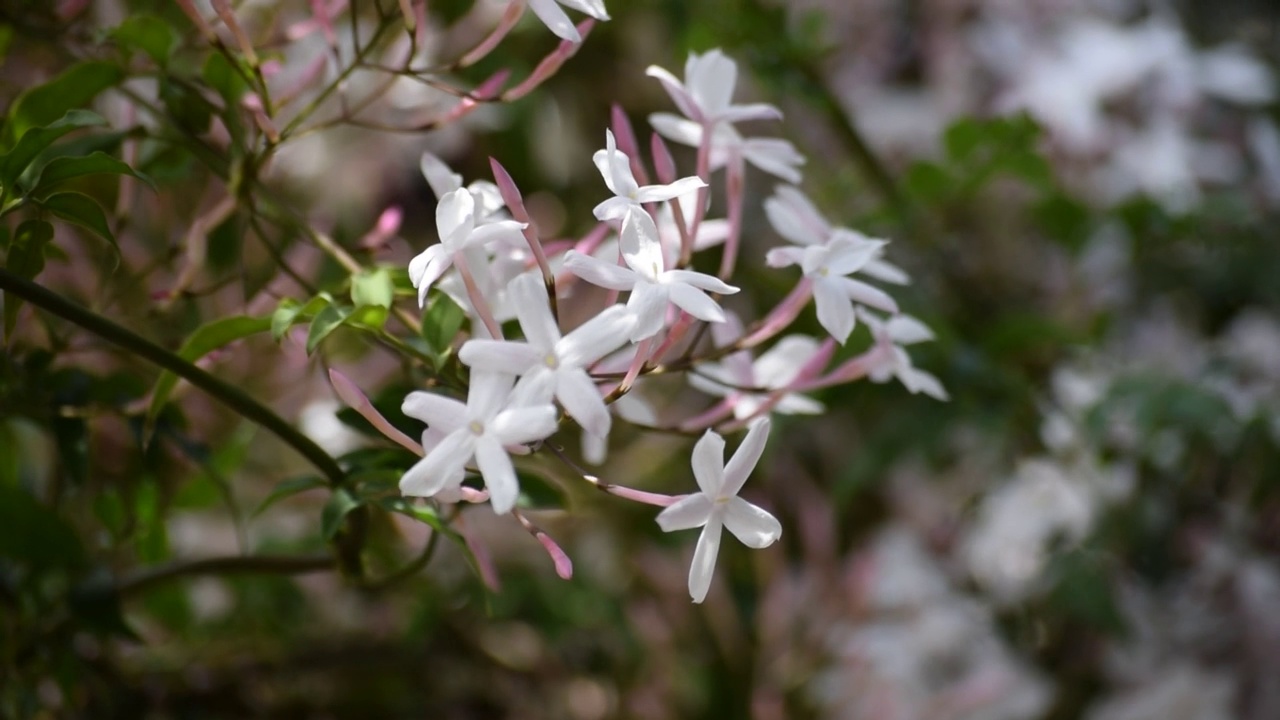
[2,219,53,337]
[2,62,124,149]
[110,15,179,67]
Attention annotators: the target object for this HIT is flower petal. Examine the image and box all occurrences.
[633,176,708,205]
[813,278,855,343]
[902,367,949,401]
[489,404,559,446]
[467,220,529,249]
[886,314,935,345]
[526,0,580,41]
[722,416,770,497]
[508,272,561,351]
[691,429,726,496]
[724,497,782,548]
[409,245,451,306]
[764,186,828,245]
[555,368,610,436]
[564,250,639,291]
[557,304,635,367]
[620,209,666,280]
[824,232,886,275]
[557,0,609,20]
[688,515,723,603]
[626,280,669,341]
[864,258,910,285]
[688,49,736,117]
[656,493,713,532]
[459,339,541,375]
[754,335,822,387]
[402,391,467,432]
[475,435,519,513]
[718,102,784,124]
[419,152,463,199]
[662,269,738,294]
[646,64,701,123]
[400,430,473,496]
[833,276,899,314]
[667,283,726,323]
[467,370,515,421]
[742,138,805,183]
[649,112,703,148]
[436,188,475,247]
[774,392,825,415]
[765,245,806,269]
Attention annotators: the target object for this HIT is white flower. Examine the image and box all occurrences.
[592,130,706,222]
[564,209,738,341]
[656,417,781,603]
[419,151,506,224]
[646,49,783,127]
[526,0,609,43]
[767,234,899,343]
[400,371,557,514]
[459,273,635,436]
[691,335,826,419]
[860,309,948,401]
[764,185,909,285]
[408,189,527,306]
[650,114,804,183]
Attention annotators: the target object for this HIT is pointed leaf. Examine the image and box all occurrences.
[3,61,124,149]
[321,487,361,540]
[254,475,327,517]
[422,292,465,355]
[145,315,272,430]
[0,109,106,193]
[111,15,179,67]
[31,151,155,197]
[271,294,330,342]
[306,304,353,354]
[39,192,117,249]
[351,267,394,309]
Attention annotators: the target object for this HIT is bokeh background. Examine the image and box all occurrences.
[3,0,1280,717]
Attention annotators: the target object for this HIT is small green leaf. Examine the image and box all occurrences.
[379,497,453,535]
[270,294,330,341]
[145,315,272,432]
[306,303,352,354]
[3,219,54,339]
[202,52,248,104]
[111,15,179,66]
[0,109,107,194]
[321,487,361,540]
[943,118,984,163]
[905,161,951,203]
[254,475,327,517]
[30,150,155,197]
[39,192,116,248]
[3,61,124,149]
[422,292,465,355]
[351,267,394,309]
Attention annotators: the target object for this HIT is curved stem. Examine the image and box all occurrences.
[0,269,346,487]
[117,554,334,597]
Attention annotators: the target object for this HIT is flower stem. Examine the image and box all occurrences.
[117,554,334,597]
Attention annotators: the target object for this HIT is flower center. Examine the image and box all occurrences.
[468,420,485,436]
[543,352,559,369]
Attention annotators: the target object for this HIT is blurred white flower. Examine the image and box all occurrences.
[526,0,609,43]
[647,49,782,127]
[690,333,826,419]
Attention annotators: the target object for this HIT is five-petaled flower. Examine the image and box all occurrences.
[646,49,783,127]
[592,129,706,222]
[691,333,826,419]
[409,188,527,307]
[656,417,782,603]
[767,233,899,343]
[459,273,636,436]
[860,309,950,401]
[400,371,558,514]
[564,209,738,341]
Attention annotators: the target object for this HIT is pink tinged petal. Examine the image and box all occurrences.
[508,272,561,350]
[887,314,935,345]
[723,497,782,548]
[632,176,708,204]
[688,515,723,603]
[555,368,610,436]
[864,258,910,285]
[526,0,581,42]
[420,152,463,199]
[774,393,825,415]
[662,269,738,294]
[436,189,475,247]
[813,278,856,343]
[564,250,639,291]
[537,532,574,579]
[649,112,703,148]
[742,138,805,183]
[722,416,770,497]
[626,281,669,341]
[467,370,516,420]
[667,283,726,324]
[459,339,541,375]
[691,429,727,496]
[834,276,899,314]
[467,220,529,249]
[402,391,468,433]
[475,436,519,514]
[645,65,702,123]
[655,493,714,532]
[765,246,806,268]
[557,304,635,367]
[400,430,474,496]
[717,103,785,124]
[557,0,608,20]
[488,405,559,446]
[620,210,666,280]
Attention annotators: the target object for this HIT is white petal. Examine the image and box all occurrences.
[691,429,726,497]
[512,367,557,405]
[557,0,609,20]
[886,314,935,345]
[564,250,639,291]
[526,0,580,42]
[649,112,703,148]
[662,269,738,294]
[825,234,886,275]
[765,186,828,245]
[401,391,467,432]
[754,335,822,387]
[722,416,770,497]
[399,430,473,496]
[475,435,519,514]
[656,493,713,532]
[834,276,899,314]
[556,304,635,367]
[467,220,528,250]
[688,515,723,603]
[508,272,560,351]
[409,245,451,306]
[765,245,806,268]
[419,152,463,199]
[667,283,727,323]
[688,49,736,117]
[458,339,541,375]
[903,367,949,401]
[436,188,475,247]
[489,405,559,446]
[813,278,855,343]
[863,258,910,285]
[742,138,804,183]
[633,176,708,205]
[688,365,732,398]
[468,181,507,221]
[718,103,784,124]
[467,370,516,421]
[646,64,701,122]
[773,393,825,415]
[592,196,635,222]
[582,431,607,466]
[620,210,666,280]
[555,369,610,436]
[626,281,669,341]
[723,497,782,548]
[693,219,730,250]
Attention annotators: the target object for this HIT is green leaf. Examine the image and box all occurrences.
[422,292,465,355]
[39,192,116,248]
[379,497,453,535]
[321,487,361,540]
[111,15,179,66]
[0,109,106,194]
[145,315,271,432]
[0,484,86,571]
[3,61,124,149]
[905,161,951,203]
[943,118,984,163]
[254,475,327,517]
[30,150,155,197]
[202,52,248,104]
[3,219,54,339]
[351,267,394,309]
[306,303,352,354]
[270,294,330,341]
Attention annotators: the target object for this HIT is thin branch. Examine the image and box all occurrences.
[117,554,335,597]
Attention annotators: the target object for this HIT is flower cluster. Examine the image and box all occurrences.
[341,49,945,602]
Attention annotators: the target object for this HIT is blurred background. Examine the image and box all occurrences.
[2,0,1280,717]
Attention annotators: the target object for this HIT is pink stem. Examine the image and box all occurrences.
[620,338,654,392]
[459,0,524,68]
[718,152,745,279]
[612,105,650,187]
[453,251,503,340]
[739,278,813,349]
[501,20,595,101]
[679,397,736,432]
[490,158,555,288]
[328,369,424,455]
